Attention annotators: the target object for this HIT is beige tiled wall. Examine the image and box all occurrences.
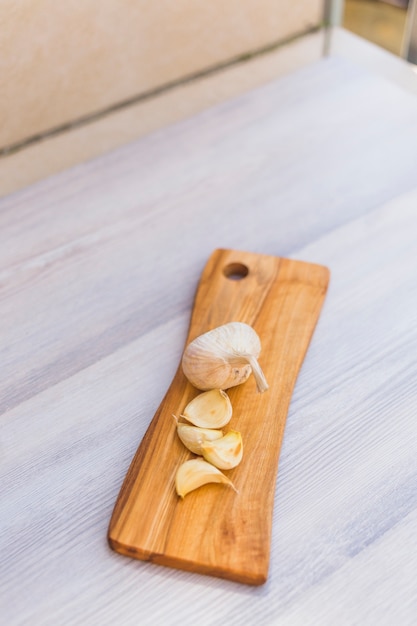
[0,0,323,150]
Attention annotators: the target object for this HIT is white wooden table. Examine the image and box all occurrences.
[2,56,417,625]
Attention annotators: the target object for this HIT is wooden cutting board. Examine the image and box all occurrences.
[108,249,330,585]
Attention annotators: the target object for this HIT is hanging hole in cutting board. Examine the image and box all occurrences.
[223,263,249,280]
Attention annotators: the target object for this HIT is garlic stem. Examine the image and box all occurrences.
[245,354,269,393]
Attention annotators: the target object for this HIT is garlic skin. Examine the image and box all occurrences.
[175,458,237,498]
[177,423,223,455]
[182,388,233,428]
[201,430,243,470]
[182,322,269,393]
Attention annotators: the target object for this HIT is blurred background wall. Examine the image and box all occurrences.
[0,0,324,153]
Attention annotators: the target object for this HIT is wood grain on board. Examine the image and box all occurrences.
[108,249,329,584]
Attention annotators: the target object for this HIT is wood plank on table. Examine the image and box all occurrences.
[108,250,329,585]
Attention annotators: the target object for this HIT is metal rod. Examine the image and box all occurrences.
[402,0,417,63]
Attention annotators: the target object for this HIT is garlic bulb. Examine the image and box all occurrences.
[177,423,223,455]
[201,430,243,470]
[181,388,232,428]
[175,458,237,498]
[182,322,269,393]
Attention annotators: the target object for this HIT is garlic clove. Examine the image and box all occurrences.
[182,389,232,428]
[175,458,237,498]
[201,430,243,470]
[182,321,269,393]
[177,423,223,455]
